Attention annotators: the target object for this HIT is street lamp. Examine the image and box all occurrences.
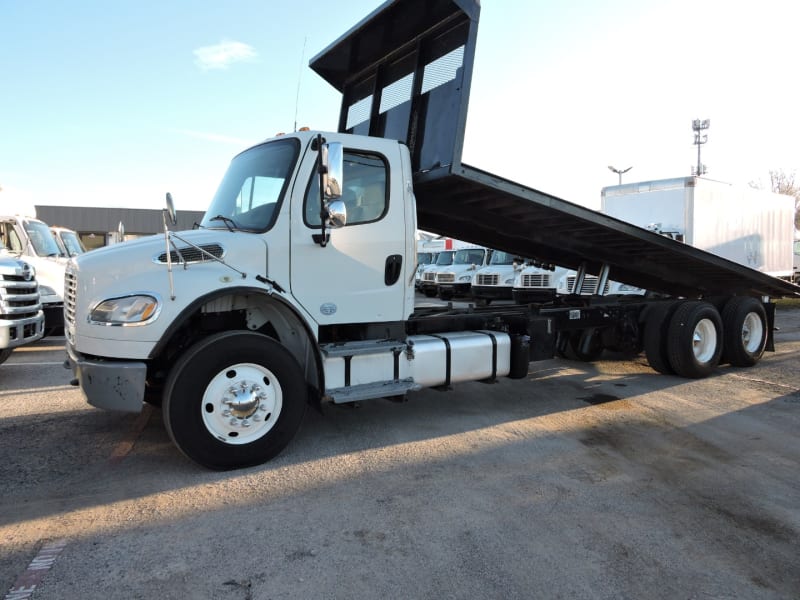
[608,165,632,185]
[692,118,710,176]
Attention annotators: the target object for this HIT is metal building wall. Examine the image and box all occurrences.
[35,205,205,235]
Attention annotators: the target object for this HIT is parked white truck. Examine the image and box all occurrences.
[64,0,799,470]
[0,244,44,365]
[0,214,67,334]
[434,245,489,300]
[601,177,795,279]
[512,265,645,303]
[470,250,525,304]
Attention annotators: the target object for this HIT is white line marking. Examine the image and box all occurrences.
[4,539,68,599]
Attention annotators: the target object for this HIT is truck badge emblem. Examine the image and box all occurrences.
[320,303,337,316]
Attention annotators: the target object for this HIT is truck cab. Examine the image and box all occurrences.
[470,250,525,304]
[0,215,67,334]
[51,226,87,258]
[418,249,454,297]
[435,246,489,300]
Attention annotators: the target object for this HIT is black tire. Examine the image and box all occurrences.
[566,328,604,362]
[643,301,680,374]
[163,331,307,470]
[423,288,437,298]
[666,301,723,378]
[438,290,453,301]
[721,297,767,367]
[0,349,12,366]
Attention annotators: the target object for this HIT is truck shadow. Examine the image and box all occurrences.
[2,346,799,535]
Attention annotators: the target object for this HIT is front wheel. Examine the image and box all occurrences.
[163,331,307,470]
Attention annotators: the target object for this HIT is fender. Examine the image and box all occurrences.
[149,285,326,397]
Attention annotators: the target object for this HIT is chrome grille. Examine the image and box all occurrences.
[436,273,455,283]
[423,272,436,282]
[156,243,224,264]
[520,274,550,288]
[476,273,499,286]
[64,269,78,326]
[566,276,610,295]
[0,274,41,320]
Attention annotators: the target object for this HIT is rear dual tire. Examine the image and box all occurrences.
[644,300,722,378]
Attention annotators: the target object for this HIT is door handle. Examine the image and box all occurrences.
[385,254,402,286]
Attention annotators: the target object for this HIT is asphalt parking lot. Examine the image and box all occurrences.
[1,305,799,599]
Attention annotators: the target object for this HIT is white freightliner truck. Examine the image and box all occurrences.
[0,214,67,334]
[470,250,525,303]
[512,265,645,303]
[434,244,489,300]
[0,243,44,365]
[65,0,800,470]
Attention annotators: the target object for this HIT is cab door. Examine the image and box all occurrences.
[289,137,412,326]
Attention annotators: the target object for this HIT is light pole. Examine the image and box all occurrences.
[692,118,710,176]
[608,165,632,185]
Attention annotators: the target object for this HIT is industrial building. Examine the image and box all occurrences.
[35,205,205,250]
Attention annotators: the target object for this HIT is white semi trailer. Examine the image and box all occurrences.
[601,177,794,279]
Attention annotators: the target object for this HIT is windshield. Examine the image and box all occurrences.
[435,251,454,266]
[489,251,515,265]
[418,252,433,265]
[201,138,300,232]
[453,248,485,265]
[25,220,62,257]
[58,230,86,256]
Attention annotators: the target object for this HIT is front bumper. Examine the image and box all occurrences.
[0,312,44,350]
[438,282,471,295]
[66,342,146,413]
[471,285,513,300]
[512,288,558,304]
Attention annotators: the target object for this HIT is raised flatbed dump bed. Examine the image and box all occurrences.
[311,0,800,299]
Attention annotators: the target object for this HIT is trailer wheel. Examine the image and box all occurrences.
[0,349,12,365]
[643,301,679,374]
[721,297,767,367]
[666,301,723,378]
[163,331,307,470]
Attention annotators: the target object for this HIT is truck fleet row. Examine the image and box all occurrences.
[63,0,800,470]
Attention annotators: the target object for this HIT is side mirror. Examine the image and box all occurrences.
[165,192,178,226]
[326,199,347,229]
[321,142,343,200]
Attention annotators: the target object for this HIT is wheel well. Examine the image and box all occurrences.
[147,291,322,399]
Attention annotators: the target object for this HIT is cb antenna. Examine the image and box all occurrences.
[293,36,307,132]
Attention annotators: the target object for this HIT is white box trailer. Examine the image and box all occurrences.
[601,177,794,279]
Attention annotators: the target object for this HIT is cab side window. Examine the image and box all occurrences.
[305,151,388,227]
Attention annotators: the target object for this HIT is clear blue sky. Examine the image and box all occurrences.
[2,0,798,214]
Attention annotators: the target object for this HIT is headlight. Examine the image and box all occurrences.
[459,275,472,282]
[90,295,160,325]
[617,284,642,292]
[38,285,56,296]
[505,277,515,285]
